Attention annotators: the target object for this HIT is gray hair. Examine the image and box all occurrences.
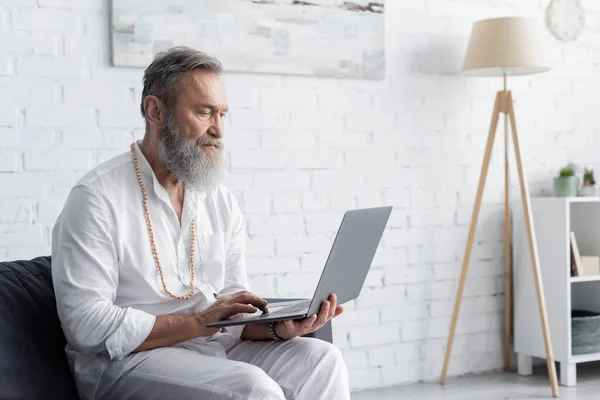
[140,46,223,118]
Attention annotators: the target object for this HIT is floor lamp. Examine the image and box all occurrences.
[439,17,560,397]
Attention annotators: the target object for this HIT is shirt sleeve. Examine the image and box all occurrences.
[216,193,251,339]
[51,185,156,360]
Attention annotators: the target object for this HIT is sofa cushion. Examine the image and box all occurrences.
[0,256,79,400]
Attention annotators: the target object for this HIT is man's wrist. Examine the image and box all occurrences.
[271,321,291,341]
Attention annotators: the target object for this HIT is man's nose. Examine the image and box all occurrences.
[208,117,223,139]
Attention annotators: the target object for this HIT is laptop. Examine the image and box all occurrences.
[205,206,392,328]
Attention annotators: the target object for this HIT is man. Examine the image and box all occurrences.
[51,46,350,400]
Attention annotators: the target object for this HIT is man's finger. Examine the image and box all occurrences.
[327,294,337,320]
[303,314,318,330]
[315,301,330,327]
[232,292,268,311]
[227,303,258,316]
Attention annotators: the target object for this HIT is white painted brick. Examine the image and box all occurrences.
[402,318,449,341]
[0,200,34,223]
[367,345,395,367]
[372,247,408,269]
[0,153,19,172]
[334,307,380,328]
[51,175,79,197]
[0,227,44,246]
[408,208,455,228]
[261,133,315,150]
[18,56,84,78]
[382,188,409,208]
[456,312,502,335]
[288,150,342,170]
[97,150,123,164]
[230,109,289,131]
[355,286,406,307]
[24,150,91,171]
[254,171,310,191]
[223,172,254,191]
[0,173,47,197]
[382,228,433,248]
[64,82,131,105]
[4,245,50,261]
[312,170,362,190]
[381,363,422,387]
[317,132,370,149]
[409,243,459,264]
[246,236,275,257]
[356,191,383,209]
[38,0,105,11]
[275,234,330,255]
[329,190,357,210]
[102,129,133,149]
[349,323,400,347]
[37,199,63,223]
[299,253,327,271]
[319,88,372,111]
[261,87,317,110]
[273,192,301,214]
[275,271,320,295]
[247,215,304,235]
[342,350,369,370]
[0,108,19,127]
[0,55,13,76]
[242,192,272,214]
[290,110,343,130]
[247,275,277,297]
[384,264,434,285]
[386,209,408,229]
[348,367,381,392]
[345,111,395,132]
[429,295,503,319]
[62,129,103,149]
[0,128,57,150]
[230,150,288,170]
[27,106,94,128]
[381,303,429,323]
[98,107,143,128]
[407,281,456,302]
[305,212,343,234]
[246,256,300,275]
[332,329,350,351]
[11,8,83,33]
[224,130,259,150]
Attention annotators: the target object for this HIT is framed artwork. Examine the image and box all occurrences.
[111,0,385,80]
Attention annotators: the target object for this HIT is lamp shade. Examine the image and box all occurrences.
[462,17,551,76]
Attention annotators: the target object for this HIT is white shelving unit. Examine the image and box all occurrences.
[513,196,600,387]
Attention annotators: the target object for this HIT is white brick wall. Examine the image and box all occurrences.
[1,0,600,394]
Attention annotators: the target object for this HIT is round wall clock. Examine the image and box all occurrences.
[545,0,585,41]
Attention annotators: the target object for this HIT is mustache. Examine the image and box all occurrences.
[196,136,222,148]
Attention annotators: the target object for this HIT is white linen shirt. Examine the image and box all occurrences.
[51,141,250,399]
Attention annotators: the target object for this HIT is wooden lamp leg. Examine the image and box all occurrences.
[440,92,502,384]
[508,92,559,398]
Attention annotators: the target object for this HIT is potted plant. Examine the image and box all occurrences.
[553,166,578,197]
[580,168,596,197]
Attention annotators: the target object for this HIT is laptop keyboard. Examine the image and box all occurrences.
[264,299,311,317]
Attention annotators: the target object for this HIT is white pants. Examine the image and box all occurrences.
[95,336,350,400]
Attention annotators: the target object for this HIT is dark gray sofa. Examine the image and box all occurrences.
[0,256,332,400]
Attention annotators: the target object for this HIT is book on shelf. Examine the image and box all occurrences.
[570,231,600,276]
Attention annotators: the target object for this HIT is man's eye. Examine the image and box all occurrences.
[199,110,211,117]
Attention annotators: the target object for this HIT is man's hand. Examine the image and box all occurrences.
[274,294,343,340]
[197,290,268,335]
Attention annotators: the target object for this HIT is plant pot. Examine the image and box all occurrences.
[553,176,578,197]
[580,184,597,197]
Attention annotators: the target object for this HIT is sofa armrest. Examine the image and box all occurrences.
[264,298,333,344]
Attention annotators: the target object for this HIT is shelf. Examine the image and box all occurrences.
[571,275,600,283]
[571,352,600,363]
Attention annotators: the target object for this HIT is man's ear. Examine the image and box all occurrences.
[143,95,165,128]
